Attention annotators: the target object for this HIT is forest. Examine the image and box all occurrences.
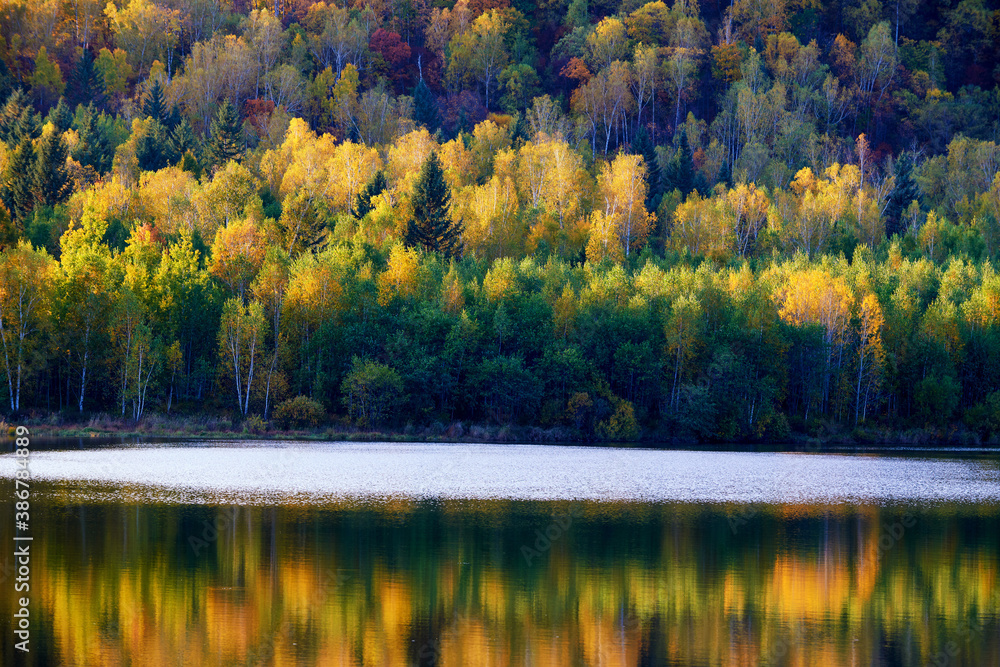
[0,0,999,440]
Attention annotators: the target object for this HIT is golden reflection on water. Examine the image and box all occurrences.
[3,496,999,666]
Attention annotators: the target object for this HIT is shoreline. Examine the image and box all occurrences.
[4,412,996,449]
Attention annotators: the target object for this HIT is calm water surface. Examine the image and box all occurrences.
[1,440,998,666]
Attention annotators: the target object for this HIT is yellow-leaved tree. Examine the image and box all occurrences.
[594,153,654,259]
[218,296,266,416]
[0,242,56,411]
[459,148,522,260]
[518,134,590,256]
[854,292,885,424]
[778,267,854,414]
[377,244,421,306]
[210,218,267,302]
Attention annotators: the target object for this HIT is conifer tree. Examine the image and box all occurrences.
[136,119,169,171]
[47,97,73,132]
[0,89,30,145]
[354,170,387,218]
[718,160,732,188]
[662,138,695,196]
[886,152,919,237]
[73,103,111,173]
[68,48,101,108]
[406,152,462,257]
[33,129,71,208]
[633,127,661,211]
[165,104,182,131]
[413,78,440,131]
[180,150,202,178]
[9,107,40,146]
[143,80,167,123]
[169,116,199,160]
[205,99,243,168]
[2,138,36,222]
[0,56,12,104]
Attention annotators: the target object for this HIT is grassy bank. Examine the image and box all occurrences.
[4,411,995,449]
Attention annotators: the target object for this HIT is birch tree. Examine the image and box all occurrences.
[219,296,266,416]
[0,242,54,412]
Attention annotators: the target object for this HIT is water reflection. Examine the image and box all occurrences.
[2,496,998,666]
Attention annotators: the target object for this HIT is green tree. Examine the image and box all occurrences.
[341,358,404,427]
[168,116,199,160]
[218,296,266,416]
[412,77,439,131]
[354,170,387,218]
[2,138,36,222]
[661,139,696,197]
[0,89,32,145]
[73,103,112,173]
[68,48,102,108]
[633,127,661,210]
[5,107,40,148]
[405,152,463,258]
[135,118,169,171]
[205,99,243,168]
[29,46,65,110]
[47,98,73,132]
[886,152,919,237]
[0,241,55,411]
[142,79,167,123]
[33,129,72,208]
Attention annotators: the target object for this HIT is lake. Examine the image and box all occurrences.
[2,440,999,666]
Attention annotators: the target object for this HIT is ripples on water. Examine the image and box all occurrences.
[0,442,998,666]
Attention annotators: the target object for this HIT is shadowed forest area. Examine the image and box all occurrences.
[1,0,1000,441]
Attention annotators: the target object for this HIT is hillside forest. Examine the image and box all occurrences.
[1,0,1000,440]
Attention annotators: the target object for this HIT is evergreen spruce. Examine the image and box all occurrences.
[180,150,202,179]
[169,116,199,160]
[143,80,167,123]
[886,152,920,237]
[406,152,462,257]
[68,47,101,108]
[9,107,40,146]
[0,89,31,145]
[633,127,661,211]
[2,138,36,222]
[165,104,182,131]
[47,97,73,132]
[718,160,732,188]
[73,103,111,174]
[510,111,529,144]
[136,119,169,171]
[354,170,387,218]
[0,56,12,105]
[662,138,695,196]
[205,99,243,167]
[34,129,71,208]
[413,78,440,131]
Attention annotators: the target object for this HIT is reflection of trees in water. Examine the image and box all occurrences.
[6,499,999,666]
